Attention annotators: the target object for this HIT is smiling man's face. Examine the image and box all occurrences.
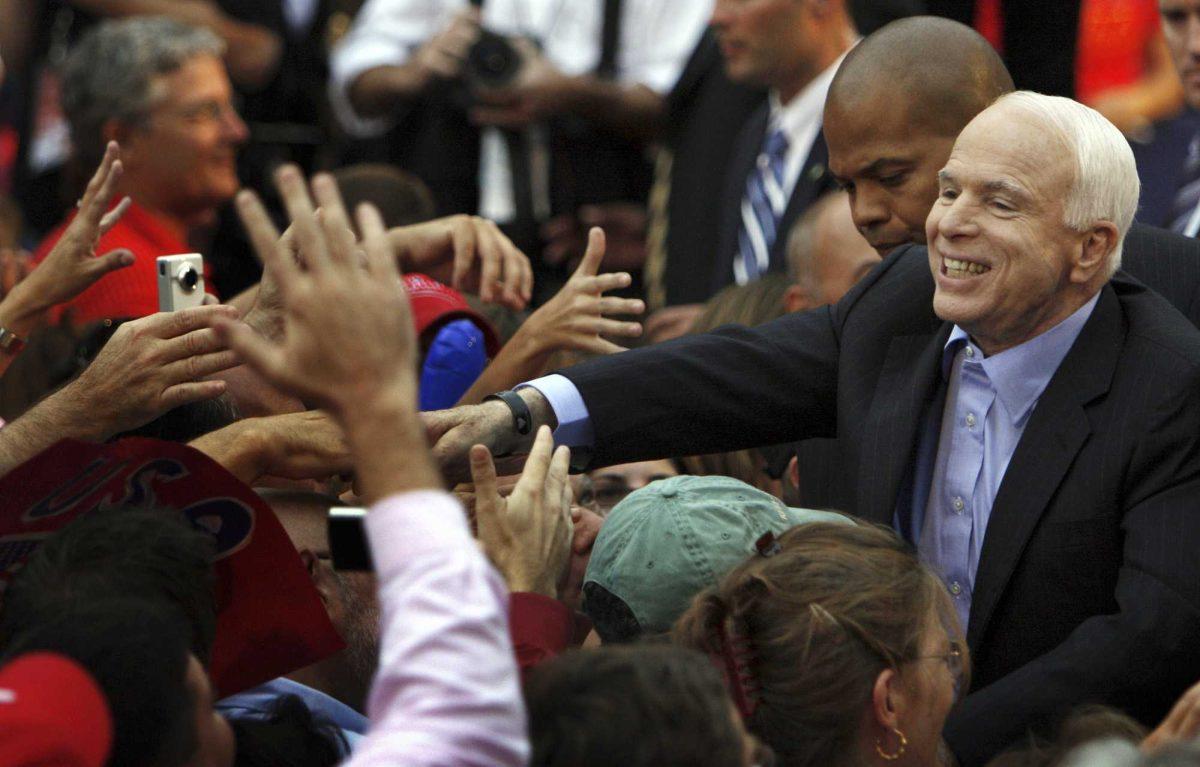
[926,101,1087,355]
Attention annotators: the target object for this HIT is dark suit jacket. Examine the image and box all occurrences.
[561,245,1200,766]
[1130,110,1200,228]
[710,103,836,294]
[661,29,766,306]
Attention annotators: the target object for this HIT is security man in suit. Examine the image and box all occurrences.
[707,0,858,292]
[427,87,1200,766]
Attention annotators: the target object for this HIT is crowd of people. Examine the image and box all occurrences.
[4,1,1200,766]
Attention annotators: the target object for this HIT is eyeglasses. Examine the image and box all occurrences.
[912,640,967,698]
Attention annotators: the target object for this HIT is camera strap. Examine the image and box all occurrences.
[596,0,622,79]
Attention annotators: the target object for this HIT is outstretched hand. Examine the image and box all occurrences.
[516,227,643,356]
[216,165,437,501]
[390,214,533,309]
[217,166,418,416]
[3,141,134,332]
[471,425,573,597]
[70,304,241,436]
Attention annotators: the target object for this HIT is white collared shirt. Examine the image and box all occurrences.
[767,47,854,199]
[330,0,711,221]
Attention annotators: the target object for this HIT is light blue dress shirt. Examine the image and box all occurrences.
[910,293,1099,631]
[521,293,1100,633]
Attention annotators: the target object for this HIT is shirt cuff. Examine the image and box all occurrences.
[518,374,594,448]
[365,490,472,580]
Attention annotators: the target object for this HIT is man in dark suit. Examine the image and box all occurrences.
[1132,1,1200,234]
[706,0,857,293]
[428,87,1200,766]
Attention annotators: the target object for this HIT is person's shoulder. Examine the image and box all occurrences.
[1111,273,1200,371]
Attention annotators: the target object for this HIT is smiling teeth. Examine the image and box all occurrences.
[944,257,990,276]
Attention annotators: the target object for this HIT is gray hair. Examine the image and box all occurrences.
[991,91,1140,278]
[62,17,224,171]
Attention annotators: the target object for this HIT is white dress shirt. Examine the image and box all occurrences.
[346,490,527,766]
[329,0,711,221]
[769,52,848,201]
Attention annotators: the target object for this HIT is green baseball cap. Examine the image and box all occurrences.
[582,475,853,639]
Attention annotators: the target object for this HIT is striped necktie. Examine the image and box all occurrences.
[735,128,790,284]
[1168,134,1200,237]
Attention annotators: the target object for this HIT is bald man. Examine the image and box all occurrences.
[822,16,1200,328]
[782,191,880,311]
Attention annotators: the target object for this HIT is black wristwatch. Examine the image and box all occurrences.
[483,390,533,436]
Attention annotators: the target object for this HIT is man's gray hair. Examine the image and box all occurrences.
[992,91,1140,277]
[62,17,224,171]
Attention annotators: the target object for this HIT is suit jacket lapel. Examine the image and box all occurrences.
[967,285,1123,647]
[856,322,953,525]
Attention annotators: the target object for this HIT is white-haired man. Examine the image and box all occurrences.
[426,91,1200,766]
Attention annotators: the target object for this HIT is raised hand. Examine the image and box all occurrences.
[389,214,533,309]
[514,227,643,355]
[216,165,437,501]
[470,425,573,597]
[218,166,418,415]
[1,141,134,334]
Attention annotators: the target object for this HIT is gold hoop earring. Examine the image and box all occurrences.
[875,727,907,761]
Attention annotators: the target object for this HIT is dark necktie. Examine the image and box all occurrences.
[1168,134,1200,236]
[735,128,790,284]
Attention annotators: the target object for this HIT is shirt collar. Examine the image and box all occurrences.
[942,291,1101,424]
[767,46,855,140]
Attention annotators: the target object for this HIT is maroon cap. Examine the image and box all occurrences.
[403,273,500,356]
[0,652,112,767]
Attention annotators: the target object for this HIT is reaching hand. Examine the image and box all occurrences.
[6,142,133,328]
[69,304,241,436]
[391,214,533,309]
[513,227,643,356]
[217,166,419,416]
[470,425,573,597]
[190,409,352,485]
[1143,679,1200,753]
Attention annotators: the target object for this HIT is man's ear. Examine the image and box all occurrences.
[298,548,336,608]
[786,455,800,491]
[1072,221,1119,284]
[784,284,815,314]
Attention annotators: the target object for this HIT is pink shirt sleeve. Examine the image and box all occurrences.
[344,490,528,767]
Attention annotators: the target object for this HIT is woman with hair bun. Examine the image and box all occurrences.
[675,522,966,767]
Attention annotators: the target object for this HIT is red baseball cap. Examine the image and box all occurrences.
[0,652,112,767]
[403,274,500,356]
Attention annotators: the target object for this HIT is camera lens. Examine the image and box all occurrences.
[177,265,199,292]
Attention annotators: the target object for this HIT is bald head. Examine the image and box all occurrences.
[829,17,1013,138]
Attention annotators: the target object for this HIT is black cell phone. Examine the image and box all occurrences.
[327,507,374,571]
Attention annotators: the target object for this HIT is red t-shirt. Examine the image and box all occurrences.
[33,201,218,323]
[1076,0,1162,103]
